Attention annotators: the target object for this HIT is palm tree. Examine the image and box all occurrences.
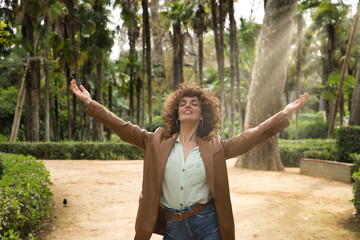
[210,0,226,137]
[142,0,152,130]
[162,0,194,90]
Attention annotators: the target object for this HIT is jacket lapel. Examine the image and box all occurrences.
[198,137,215,196]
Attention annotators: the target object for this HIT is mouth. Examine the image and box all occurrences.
[183,110,192,115]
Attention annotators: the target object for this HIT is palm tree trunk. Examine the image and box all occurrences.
[142,0,152,130]
[44,0,51,141]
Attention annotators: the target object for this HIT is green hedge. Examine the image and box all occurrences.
[0,141,144,160]
[335,126,360,163]
[0,153,53,239]
[352,153,360,215]
[279,139,336,167]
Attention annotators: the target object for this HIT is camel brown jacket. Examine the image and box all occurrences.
[85,100,290,240]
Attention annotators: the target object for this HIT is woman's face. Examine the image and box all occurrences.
[178,96,203,124]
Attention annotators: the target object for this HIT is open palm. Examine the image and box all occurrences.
[284,93,309,115]
[71,79,92,104]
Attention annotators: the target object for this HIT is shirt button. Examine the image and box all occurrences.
[182,168,185,172]
[180,203,183,207]
[180,186,183,190]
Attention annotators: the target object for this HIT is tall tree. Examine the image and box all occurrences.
[162,1,193,90]
[295,14,303,139]
[44,0,51,141]
[19,0,42,142]
[118,0,140,123]
[350,63,360,125]
[193,3,207,86]
[228,0,239,137]
[328,10,359,137]
[64,0,85,140]
[210,0,226,137]
[142,0,152,130]
[150,0,166,86]
[236,0,297,171]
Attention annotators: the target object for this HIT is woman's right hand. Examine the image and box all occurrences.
[71,79,92,105]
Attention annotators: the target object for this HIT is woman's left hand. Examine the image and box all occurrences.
[283,93,309,115]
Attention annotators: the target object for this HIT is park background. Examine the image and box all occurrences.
[1,0,360,239]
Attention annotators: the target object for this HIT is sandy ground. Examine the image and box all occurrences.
[38,159,360,240]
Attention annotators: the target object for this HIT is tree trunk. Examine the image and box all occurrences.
[350,63,360,125]
[10,60,29,142]
[236,0,297,171]
[95,57,104,141]
[328,12,359,137]
[136,76,141,125]
[228,0,237,137]
[150,0,165,78]
[66,63,72,140]
[295,14,303,140]
[172,20,184,90]
[126,0,139,123]
[195,4,206,86]
[107,83,112,141]
[141,28,146,128]
[210,0,226,138]
[44,0,51,141]
[142,0,152,130]
[25,58,41,142]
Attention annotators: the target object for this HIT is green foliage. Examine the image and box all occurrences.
[0,87,25,141]
[351,153,360,174]
[0,153,53,239]
[352,171,360,215]
[279,139,336,167]
[334,126,360,163]
[280,112,329,139]
[351,154,360,214]
[0,141,144,160]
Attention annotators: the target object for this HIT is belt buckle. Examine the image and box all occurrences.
[174,212,184,221]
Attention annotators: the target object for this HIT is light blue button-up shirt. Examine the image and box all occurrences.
[159,136,213,209]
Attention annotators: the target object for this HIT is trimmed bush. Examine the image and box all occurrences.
[0,153,53,239]
[0,141,144,160]
[353,172,360,215]
[335,126,360,163]
[351,154,360,215]
[279,139,336,167]
[280,119,329,139]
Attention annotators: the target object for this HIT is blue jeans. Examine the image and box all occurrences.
[163,202,221,240]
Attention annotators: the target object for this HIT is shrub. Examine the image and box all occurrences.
[279,139,336,167]
[280,119,329,139]
[352,169,360,215]
[0,153,53,239]
[351,153,360,175]
[335,126,360,163]
[0,141,144,160]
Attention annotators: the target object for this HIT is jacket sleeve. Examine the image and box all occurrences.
[221,111,290,159]
[85,100,153,150]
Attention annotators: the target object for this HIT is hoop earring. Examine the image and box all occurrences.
[176,120,180,128]
[200,119,203,127]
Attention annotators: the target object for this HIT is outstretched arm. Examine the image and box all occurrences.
[282,93,309,115]
[71,79,92,104]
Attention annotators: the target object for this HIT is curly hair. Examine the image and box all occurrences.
[162,83,221,138]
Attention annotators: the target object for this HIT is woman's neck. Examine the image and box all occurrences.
[179,122,198,144]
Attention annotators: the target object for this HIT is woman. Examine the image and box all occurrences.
[71,80,308,240]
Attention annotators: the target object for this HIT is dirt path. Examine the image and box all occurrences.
[39,159,359,240]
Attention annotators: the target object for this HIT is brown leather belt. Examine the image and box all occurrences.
[164,200,212,222]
